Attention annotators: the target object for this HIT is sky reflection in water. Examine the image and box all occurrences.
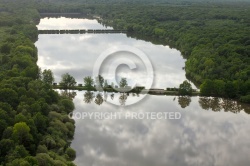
[36,33,189,88]
[36,18,250,166]
[37,17,113,30]
[70,91,250,166]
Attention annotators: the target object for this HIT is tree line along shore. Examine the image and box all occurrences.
[0,0,249,165]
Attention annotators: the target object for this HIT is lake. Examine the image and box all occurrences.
[36,17,250,166]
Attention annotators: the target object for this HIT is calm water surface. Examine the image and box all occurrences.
[37,17,113,30]
[36,17,190,89]
[36,17,250,166]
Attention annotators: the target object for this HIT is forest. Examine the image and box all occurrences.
[0,0,76,165]
[0,0,249,165]
[36,0,250,102]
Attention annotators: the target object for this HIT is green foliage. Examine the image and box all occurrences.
[83,1,250,100]
[213,80,226,96]
[60,73,76,89]
[65,147,76,161]
[84,76,94,88]
[41,135,56,150]
[0,1,76,164]
[15,113,28,123]
[34,112,48,134]
[0,43,11,54]
[60,99,75,113]
[225,81,237,98]
[35,153,54,166]
[179,80,192,96]
[200,80,214,96]
[2,127,13,139]
[24,156,38,166]
[7,159,28,166]
[37,145,48,154]
[0,139,15,162]
[12,122,33,145]
[0,88,18,107]
[15,45,36,58]
[200,79,249,102]
[7,145,29,162]
[1,0,249,165]
[41,69,54,85]
[240,95,250,103]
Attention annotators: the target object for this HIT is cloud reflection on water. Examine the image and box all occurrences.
[36,17,250,166]
[36,32,189,89]
[71,92,250,166]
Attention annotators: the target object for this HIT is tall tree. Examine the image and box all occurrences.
[95,75,104,88]
[60,73,76,89]
[84,76,94,88]
[179,80,192,96]
[12,122,32,145]
[41,69,54,85]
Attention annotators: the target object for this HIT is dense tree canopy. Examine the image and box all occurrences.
[179,80,192,96]
[0,0,76,165]
[0,0,249,164]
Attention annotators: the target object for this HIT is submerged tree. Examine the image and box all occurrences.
[60,73,76,89]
